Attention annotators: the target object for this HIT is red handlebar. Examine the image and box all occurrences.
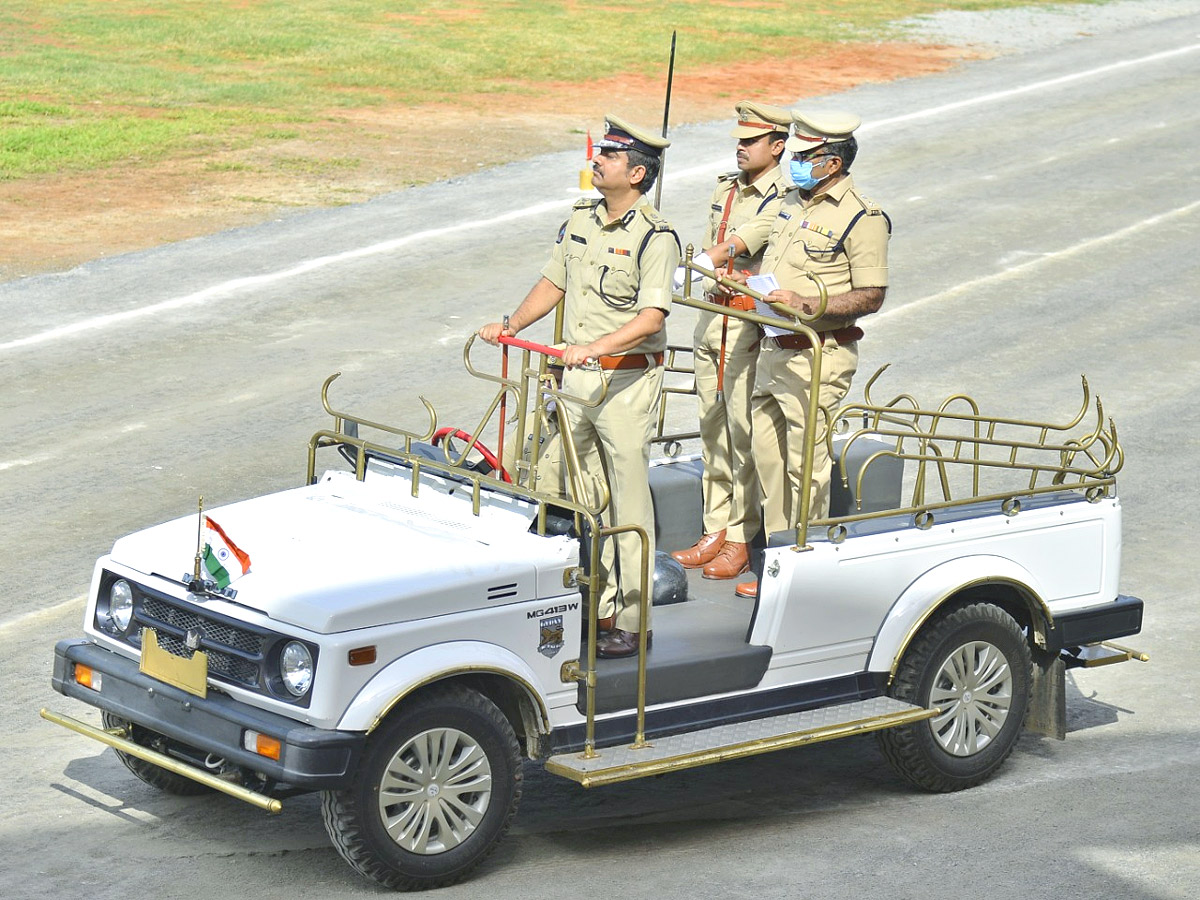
[497,335,564,360]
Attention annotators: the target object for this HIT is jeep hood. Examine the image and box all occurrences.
[109,471,577,633]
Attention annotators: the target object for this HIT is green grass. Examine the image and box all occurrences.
[0,0,1105,180]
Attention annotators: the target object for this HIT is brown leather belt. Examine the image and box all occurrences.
[706,292,757,313]
[767,326,863,351]
[597,351,665,370]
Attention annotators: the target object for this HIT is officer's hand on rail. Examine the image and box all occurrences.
[766,289,815,316]
[478,322,514,346]
[561,344,595,369]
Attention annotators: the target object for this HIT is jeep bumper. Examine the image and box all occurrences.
[1049,594,1144,653]
[51,639,364,791]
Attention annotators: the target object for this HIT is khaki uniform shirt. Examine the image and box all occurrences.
[703,164,789,275]
[541,194,679,355]
[760,174,890,332]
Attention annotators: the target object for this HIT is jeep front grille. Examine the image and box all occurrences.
[137,596,266,688]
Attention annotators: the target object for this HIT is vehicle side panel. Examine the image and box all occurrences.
[752,498,1119,689]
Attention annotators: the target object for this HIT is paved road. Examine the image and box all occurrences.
[3,5,1199,898]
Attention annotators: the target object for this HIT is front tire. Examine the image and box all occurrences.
[101,711,214,796]
[877,602,1032,792]
[321,684,522,890]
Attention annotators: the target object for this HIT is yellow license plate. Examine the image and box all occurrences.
[139,628,208,698]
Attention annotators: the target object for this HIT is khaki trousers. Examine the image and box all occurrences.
[750,337,859,538]
[693,311,759,542]
[561,364,661,633]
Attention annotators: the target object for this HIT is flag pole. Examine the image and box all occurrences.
[653,30,677,212]
[190,496,204,591]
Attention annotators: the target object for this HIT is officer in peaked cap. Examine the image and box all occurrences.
[735,107,891,599]
[670,101,791,583]
[479,113,680,658]
[592,113,671,156]
[784,109,862,152]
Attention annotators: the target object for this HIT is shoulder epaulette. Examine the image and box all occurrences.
[572,197,602,211]
[847,189,891,234]
[634,206,682,263]
[849,189,884,217]
[717,171,741,183]
[636,204,674,232]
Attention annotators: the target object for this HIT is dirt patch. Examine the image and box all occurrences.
[0,41,976,281]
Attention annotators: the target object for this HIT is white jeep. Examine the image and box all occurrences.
[44,295,1145,890]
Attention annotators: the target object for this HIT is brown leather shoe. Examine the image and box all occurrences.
[702,541,750,580]
[670,530,725,568]
[595,628,653,659]
[734,579,758,599]
[585,614,615,638]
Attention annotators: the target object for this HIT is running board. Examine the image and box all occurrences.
[545,696,937,788]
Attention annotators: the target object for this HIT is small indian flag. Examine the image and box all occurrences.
[201,515,251,589]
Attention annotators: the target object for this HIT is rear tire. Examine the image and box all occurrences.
[101,712,214,796]
[877,602,1032,792]
[321,684,522,890]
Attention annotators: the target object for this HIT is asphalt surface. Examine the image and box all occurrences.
[3,3,1199,897]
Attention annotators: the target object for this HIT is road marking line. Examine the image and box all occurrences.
[5,41,1197,355]
[876,199,1200,323]
[862,42,1200,133]
[0,595,86,634]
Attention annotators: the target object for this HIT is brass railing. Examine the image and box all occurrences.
[306,334,655,757]
[812,367,1122,539]
[674,246,829,547]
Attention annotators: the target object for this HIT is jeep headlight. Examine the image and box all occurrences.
[98,579,135,635]
[279,641,314,697]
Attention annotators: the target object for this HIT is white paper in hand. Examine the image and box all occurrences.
[747,273,791,337]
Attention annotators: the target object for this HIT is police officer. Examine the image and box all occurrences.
[736,110,891,599]
[671,101,790,581]
[479,114,678,657]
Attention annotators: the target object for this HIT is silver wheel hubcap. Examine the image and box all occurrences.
[377,727,493,854]
[928,640,1013,757]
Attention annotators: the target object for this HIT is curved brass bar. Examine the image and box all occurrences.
[859,370,1097,437]
[673,292,812,336]
[833,423,911,488]
[462,333,519,389]
[459,336,522,470]
[860,364,890,403]
[319,371,438,445]
[850,448,904,510]
[904,437,943,507]
[441,387,508,470]
[1107,418,1124,474]
[932,394,982,496]
[319,371,341,415]
[935,393,981,417]
[682,257,829,322]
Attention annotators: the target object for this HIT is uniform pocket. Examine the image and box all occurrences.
[598,255,637,310]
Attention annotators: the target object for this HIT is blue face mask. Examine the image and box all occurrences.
[789,157,826,190]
